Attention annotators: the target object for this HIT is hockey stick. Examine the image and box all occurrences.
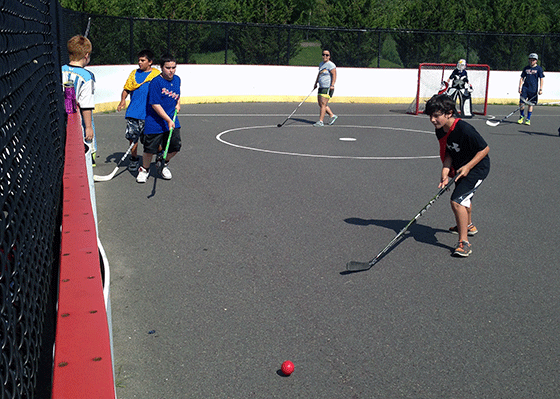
[346,176,458,272]
[93,142,135,182]
[521,98,560,106]
[84,17,91,38]
[486,95,537,127]
[277,88,315,127]
[158,109,178,174]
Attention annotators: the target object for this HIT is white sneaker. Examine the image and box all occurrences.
[313,121,324,127]
[329,115,338,125]
[160,164,172,180]
[136,166,149,183]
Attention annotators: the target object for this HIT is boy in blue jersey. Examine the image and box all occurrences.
[61,35,97,165]
[518,53,544,126]
[117,49,160,172]
[137,54,182,183]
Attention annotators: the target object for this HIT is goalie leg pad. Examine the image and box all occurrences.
[459,89,473,118]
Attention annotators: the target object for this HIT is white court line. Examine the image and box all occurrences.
[216,125,439,160]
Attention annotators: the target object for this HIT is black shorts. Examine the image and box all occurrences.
[318,87,334,98]
[451,173,485,208]
[140,128,182,154]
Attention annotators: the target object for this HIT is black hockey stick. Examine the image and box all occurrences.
[277,88,315,127]
[486,95,537,127]
[346,176,458,272]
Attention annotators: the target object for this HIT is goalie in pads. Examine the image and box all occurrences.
[438,59,474,118]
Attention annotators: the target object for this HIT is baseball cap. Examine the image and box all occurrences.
[529,53,538,60]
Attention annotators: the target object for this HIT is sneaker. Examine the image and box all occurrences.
[449,224,478,236]
[329,115,338,125]
[160,163,172,180]
[453,240,472,257]
[128,157,139,172]
[91,152,96,167]
[517,117,524,124]
[525,119,531,125]
[136,166,149,183]
[313,121,324,127]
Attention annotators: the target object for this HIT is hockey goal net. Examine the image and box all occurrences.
[407,63,490,115]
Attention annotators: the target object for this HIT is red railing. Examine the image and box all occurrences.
[52,111,116,398]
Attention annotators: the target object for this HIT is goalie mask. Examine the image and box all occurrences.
[457,59,467,72]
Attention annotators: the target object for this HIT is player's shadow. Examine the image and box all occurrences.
[341,217,452,274]
[518,129,559,137]
[344,217,452,251]
[284,117,316,125]
[98,151,131,179]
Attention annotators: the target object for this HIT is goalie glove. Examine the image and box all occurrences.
[438,81,449,95]
[467,83,474,93]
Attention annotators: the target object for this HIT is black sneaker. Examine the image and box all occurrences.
[128,157,139,172]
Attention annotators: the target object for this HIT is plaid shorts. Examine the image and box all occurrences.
[125,118,145,143]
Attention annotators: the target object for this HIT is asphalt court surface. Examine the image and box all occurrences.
[93,102,560,398]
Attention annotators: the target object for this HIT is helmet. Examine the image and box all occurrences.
[529,53,538,60]
[457,59,466,71]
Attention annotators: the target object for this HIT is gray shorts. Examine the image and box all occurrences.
[125,118,145,143]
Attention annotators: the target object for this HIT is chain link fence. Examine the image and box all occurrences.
[1,0,66,397]
[61,9,560,72]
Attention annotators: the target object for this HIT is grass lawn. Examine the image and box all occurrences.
[189,42,404,68]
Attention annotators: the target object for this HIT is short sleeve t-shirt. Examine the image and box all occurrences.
[317,61,336,88]
[521,65,544,92]
[144,74,181,134]
[125,69,156,120]
[61,64,95,109]
[435,119,490,179]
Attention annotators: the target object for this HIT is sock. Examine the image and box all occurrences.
[527,111,532,120]
[520,109,525,117]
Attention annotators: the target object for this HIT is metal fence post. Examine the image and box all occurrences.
[224,24,229,64]
[129,18,134,64]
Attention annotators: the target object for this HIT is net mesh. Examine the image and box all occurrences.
[407,63,490,115]
[0,0,65,397]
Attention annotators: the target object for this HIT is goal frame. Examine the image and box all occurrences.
[408,63,490,116]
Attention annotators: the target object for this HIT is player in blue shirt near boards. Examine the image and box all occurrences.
[117,49,160,172]
[518,53,544,126]
[137,54,182,183]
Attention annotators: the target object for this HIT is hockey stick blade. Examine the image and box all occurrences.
[485,119,501,127]
[93,168,118,182]
[346,176,457,272]
[486,95,537,127]
[346,260,378,272]
[93,142,135,182]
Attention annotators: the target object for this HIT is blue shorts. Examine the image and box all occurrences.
[140,128,182,155]
[125,118,144,143]
[451,174,485,208]
[520,87,538,104]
